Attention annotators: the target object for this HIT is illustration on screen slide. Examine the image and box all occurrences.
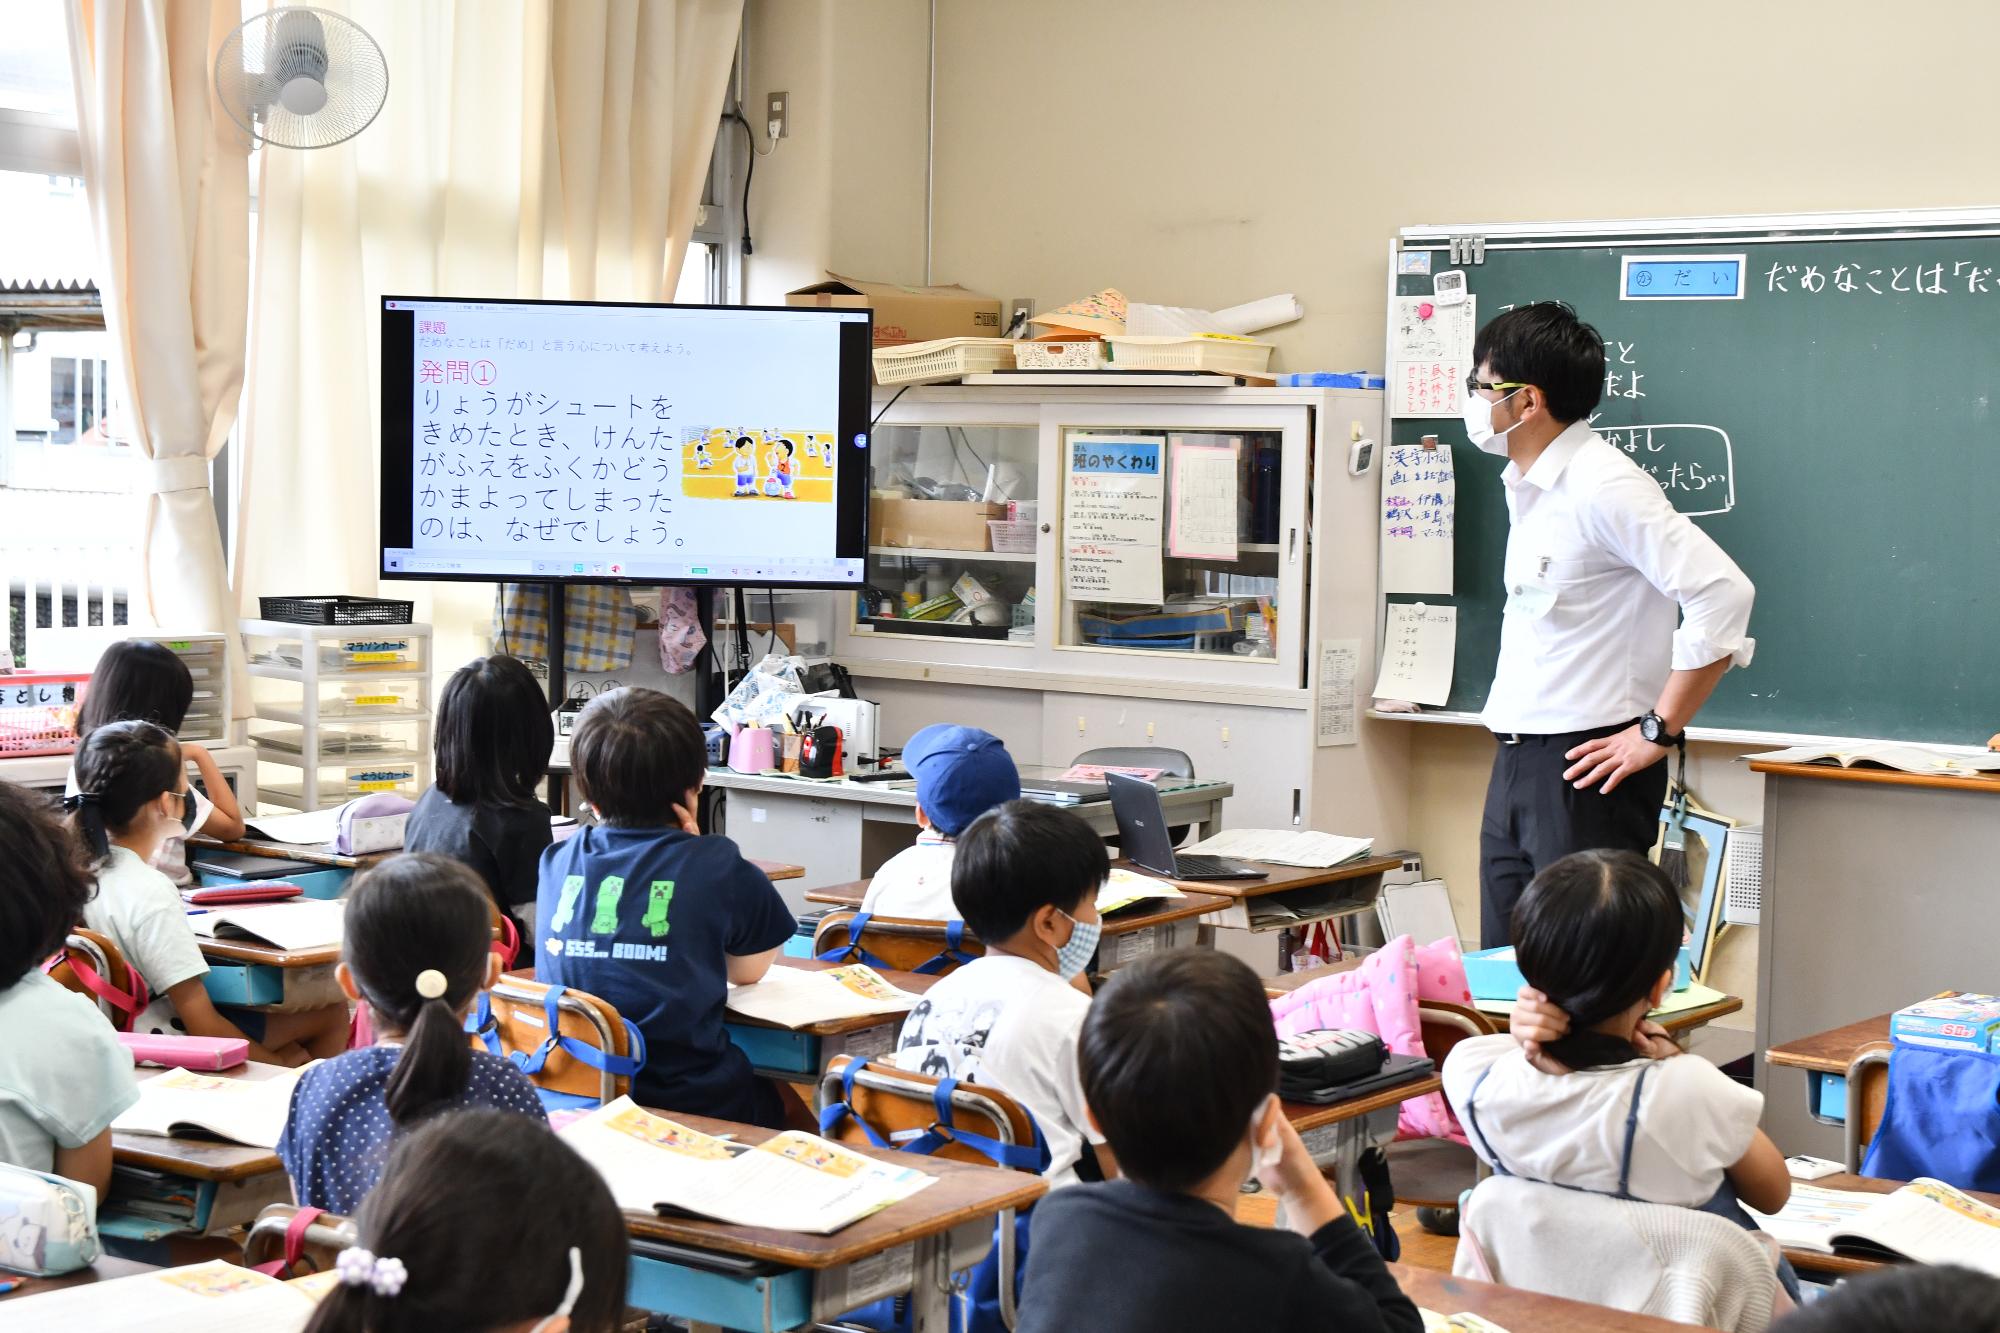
[682,427,835,503]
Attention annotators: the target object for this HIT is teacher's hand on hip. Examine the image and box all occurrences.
[1562,726,1670,794]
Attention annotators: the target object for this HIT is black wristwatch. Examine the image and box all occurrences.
[1639,711,1685,746]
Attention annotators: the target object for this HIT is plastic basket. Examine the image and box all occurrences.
[1013,339,1106,371]
[1104,335,1273,374]
[986,520,1037,553]
[872,337,1017,386]
[259,596,416,626]
[0,671,89,757]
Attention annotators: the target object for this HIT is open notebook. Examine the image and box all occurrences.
[188,900,346,951]
[1,1261,316,1331]
[1747,743,2000,778]
[1746,1178,2000,1275]
[1097,867,1183,915]
[110,1065,302,1148]
[561,1096,934,1234]
[725,964,921,1027]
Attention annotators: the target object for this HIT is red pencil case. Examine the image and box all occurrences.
[185,881,303,906]
[117,1033,248,1071]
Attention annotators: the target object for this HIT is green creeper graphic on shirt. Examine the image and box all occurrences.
[589,876,626,935]
[641,881,675,939]
[551,875,587,932]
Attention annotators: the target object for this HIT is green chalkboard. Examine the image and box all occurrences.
[1389,218,2000,744]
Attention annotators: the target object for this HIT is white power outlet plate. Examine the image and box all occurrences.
[766,91,789,138]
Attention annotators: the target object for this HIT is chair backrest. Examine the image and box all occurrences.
[816,1056,1041,1173]
[1071,746,1195,779]
[244,1203,359,1278]
[472,976,641,1105]
[1844,1042,1893,1172]
[1417,999,1501,1064]
[45,929,147,1029]
[1457,1175,1778,1333]
[813,910,984,976]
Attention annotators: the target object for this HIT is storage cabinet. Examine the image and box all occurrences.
[242,620,434,811]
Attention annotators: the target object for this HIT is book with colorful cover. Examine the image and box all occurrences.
[725,964,921,1027]
[1745,1177,2000,1275]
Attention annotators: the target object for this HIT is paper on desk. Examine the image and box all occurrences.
[1098,867,1185,914]
[725,964,920,1026]
[1381,444,1455,595]
[1421,1312,1511,1333]
[1373,603,1456,706]
[1,1260,316,1332]
[561,1097,934,1233]
[112,1064,302,1147]
[240,807,342,846]
[1475,982,1727,1021]
[189,899,345,951]
[1183,828,1373,868]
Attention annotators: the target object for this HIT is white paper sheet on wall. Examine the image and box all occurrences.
[1316,639,1359,747]
[1390,294,1477,418]
[1380,444,1456,594]
[1166,436,1239,560]
[1372,602,1457,706]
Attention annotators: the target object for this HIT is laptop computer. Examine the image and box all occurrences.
[1106,772,1266,881]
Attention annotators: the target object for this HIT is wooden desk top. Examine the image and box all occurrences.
[195,937,341,968]
[1750,760,2000,795]
[1778,1173,2000,1276]
[728,956,940,1037]
[622,1111,1046,1270]
[1282,1073,1445,1134]
[754,860,805,882]
[197,835,388,869]
[1115,854,1405,901]
[1389,1264,1703,1332]
[1766,1014,1893,1075]
[0,1256,156,1302]
[112,1065,288,1183]
[800,879,1232,939]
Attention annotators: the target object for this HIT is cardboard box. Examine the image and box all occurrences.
[787,272,1002,348]
[870,498,1007,552]
[1463,944,1692,1003]
[1891,992,2000,1052]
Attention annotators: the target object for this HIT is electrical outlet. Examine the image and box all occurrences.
[1006,296,1035,332]
[766,91,789,139]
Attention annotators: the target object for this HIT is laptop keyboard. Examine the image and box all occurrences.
[1172,854,1246,878]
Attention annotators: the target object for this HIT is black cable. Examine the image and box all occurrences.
[766,586,778,654]
[725,111,757,256]
[870,384,911,433]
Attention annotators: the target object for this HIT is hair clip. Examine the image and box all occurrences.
[414,968,448,1000]
[60,792,101,812]
[336,1247,409,1297]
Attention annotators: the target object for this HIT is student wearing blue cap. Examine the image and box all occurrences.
[859,724,1020,921]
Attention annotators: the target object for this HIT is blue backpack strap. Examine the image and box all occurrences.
[463,991,502,1057]
[815,911,895,970]
[817,1058,899,1151]
[509,986,643,1081]
[912,919,979,975]
[913,1077,1051,1174]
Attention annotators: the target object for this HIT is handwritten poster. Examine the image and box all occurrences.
[1065,434,1165,605]
[1380,444,1456,594]
[1390,294,1477,418]
[1315,639,1360,747]
[1167,436,1239,560]
[1372,603,1457,706]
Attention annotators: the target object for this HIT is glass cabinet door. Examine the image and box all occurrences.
[855,421,1040,645]
[1058,426,1289,662]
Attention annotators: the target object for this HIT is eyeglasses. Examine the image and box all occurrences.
[1465,374,1528,396]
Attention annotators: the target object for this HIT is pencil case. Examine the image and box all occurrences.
[117,1032,249,1071]
[0,1162,100,1274]
[185,881,303,906]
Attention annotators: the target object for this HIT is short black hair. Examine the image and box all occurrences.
[948,799,1107,942]
[75,639,193,736]
[1775,1264,2000,1333]
[69,719,182,860]
[303,1110,629,1333]
[434,655,554,808]
[569,687,705,827]
[1472,301,1605,424]
[0,781,96,987]
[1512,850,1682,1070]
[1078,951,1278,1191]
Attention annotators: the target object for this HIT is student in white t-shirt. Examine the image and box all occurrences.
[893,800,1112,1187]
[1442,848,1796,1298]
[860,724,1020,921]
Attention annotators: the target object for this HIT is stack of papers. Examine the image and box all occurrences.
[1183,827,1374,868]
[1746,744,2000,778]
[1745,1178,2000,1275]
[189,900,346,950]
[562,1097,935,1233]
[111,1065,303,1148]
[725,964,920,1026]
[1097,867,1184,915]
[2,1261,315,1331]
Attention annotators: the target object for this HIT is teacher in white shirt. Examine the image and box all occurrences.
[1465,302,1756,946]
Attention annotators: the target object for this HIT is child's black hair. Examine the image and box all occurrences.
[68,718,181,861]
[1078,950,1278,1192]
[433,655,554,808]
[0,782,97,988]
[74,639,194,737]
[1471,300,1606,424]
[1512,849,1683,1071]
[569,686,705,827]
[341,853,495,1126]
[949,799,1107,942]
[1776,1264,2000,1332]
[302,1110,629,1333]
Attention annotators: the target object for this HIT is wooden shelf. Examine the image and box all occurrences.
[867,545,1036,564]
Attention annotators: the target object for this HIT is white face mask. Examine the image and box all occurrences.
[529,1247,585,1333]
[1462,387,1523,456]
[1248,1094,1283,1182]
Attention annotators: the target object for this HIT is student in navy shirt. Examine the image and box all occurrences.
[537,687,794,1126]
[279,854,545,1213]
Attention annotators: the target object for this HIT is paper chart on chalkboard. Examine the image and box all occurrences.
[1381,444,1455,594]
[1390,294,1476,418]
[1373,603,1456,706]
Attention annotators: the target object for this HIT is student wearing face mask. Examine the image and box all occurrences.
[1464,302,1756,948]
[892,800,1115,1187]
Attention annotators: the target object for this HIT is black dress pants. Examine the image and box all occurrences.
[1477,722,1671,947]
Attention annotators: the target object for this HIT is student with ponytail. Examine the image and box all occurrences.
[73,720,348,1064]
[279,853,545,1213]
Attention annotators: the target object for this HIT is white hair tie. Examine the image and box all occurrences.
[414,969,448,1000]
[336,1246,408,1297]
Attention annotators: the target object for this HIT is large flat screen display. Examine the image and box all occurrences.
[379,296,872,587]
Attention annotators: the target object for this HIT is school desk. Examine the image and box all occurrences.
[753,860,806,882]
[725,956,940,1083]
[1123,853,1405,936]
[1284,1068,1448,1226]
[1750,759,2000,1161]
[801,879,1235,972]
[107,1064,290,1245]
[617,1108,1047,1332]
[1774,1171,2000,1277]
[1765,1012,1895,1172]
[1388,1264,1706,1332]
[194,934,343,1009]
[0,1255,156,1303]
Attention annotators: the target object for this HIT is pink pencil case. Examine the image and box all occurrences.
[117,1033,248,1071]
[186,881,302,906]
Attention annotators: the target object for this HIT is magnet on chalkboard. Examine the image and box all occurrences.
[1421,434,1440,452]
[1417,302,1436,320]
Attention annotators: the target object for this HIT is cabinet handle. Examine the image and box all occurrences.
[1040,523,1051,534]
[1287,527,1299,563]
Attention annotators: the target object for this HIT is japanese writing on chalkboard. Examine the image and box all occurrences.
[1760,261,2000,295]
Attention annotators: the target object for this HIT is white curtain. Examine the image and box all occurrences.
[65,0,248,641]
[234,0,743,671]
